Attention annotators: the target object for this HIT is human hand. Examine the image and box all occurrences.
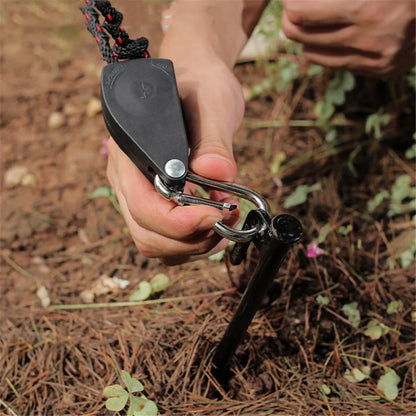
[282,0,415,76]
[106,55,244,265]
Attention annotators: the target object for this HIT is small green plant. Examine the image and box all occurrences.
[130,274,170,301]
[363,319,390,340]
[314,70,355,142]
[341,302,361,328]
[318,383,331,397]
[393,240,416,269]
[324,70,355,106]
[251,58,299,98]
[386,300,403,314]
[343,366,371,383]
[103,370,158,416]
[377,369,401,400]
[283,182,321,209]
[316,295,330,305]
[367,174,416,218]
[89,186,121,213]
[365,108,391,139]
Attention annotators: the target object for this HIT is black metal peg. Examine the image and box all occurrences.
[212,213,303,385]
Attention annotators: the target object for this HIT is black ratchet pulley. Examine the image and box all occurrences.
[101,58,189,191]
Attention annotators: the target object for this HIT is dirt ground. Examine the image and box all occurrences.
[1,1,415,416]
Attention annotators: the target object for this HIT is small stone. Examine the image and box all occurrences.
[21,173,36,187]
[31,256,50,273]
[37,286,51,308]
[80,289,95,304]
[86,97,102,118]
[63,103,78,116]
[4,165,29,188]
[39,265,51,274]
[48,112,65,129]
[31,256,44,265]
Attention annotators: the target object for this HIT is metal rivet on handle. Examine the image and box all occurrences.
[164,159,186,179]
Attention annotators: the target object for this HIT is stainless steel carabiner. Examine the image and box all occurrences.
[154,173,271,243]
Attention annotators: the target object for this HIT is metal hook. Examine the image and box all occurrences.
[154,173,271,243]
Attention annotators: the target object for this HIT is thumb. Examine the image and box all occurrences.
[178,62,245,183]
[189,132,237,183]
[184,85,243,183]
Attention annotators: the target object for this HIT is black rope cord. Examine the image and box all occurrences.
[81,0,150,64]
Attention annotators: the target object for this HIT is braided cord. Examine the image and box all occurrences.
[81,0,150,63]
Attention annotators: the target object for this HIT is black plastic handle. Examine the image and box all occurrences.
[101,58,189,191]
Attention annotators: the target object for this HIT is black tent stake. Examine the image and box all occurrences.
[212,214,303,385]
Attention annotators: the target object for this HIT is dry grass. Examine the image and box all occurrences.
[1,1,415,415]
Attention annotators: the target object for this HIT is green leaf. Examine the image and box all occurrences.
[398,247,416,268]
[315,100,335,122]
[325,71,355,106]
[89,186,115,199]
[341,302,361,328]
[121,370,144,394]
[270,151,286,175]
[365,110,391,139]
[130,282,153,301]
[317,223,332,244]
[238,197,255,223]
[307,64,323,77]
[318,383,331,396]
[128,396,148,416]
[103,384,127,398]
[325,128,337,143]
[325,88,345,106]
[316,295,330,305]
[363,319,390,340]
[387,300,404,314]
[134,399,158,416]
[377,369,401,400]
[283,183,321,209]
[341,71,355,91]
[338,224,352,236]
[388,199,416,218]
[208,250,226,262]
[150,273,170,293]
[405,143,416,159]
[103,385,129,412]
[344,366,371,383]
[391,175,411,202]
[367,190,389,213]
[277,59,299,92]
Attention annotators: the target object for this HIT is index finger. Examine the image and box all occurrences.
[108,139,226,240]
[282,0,355,27]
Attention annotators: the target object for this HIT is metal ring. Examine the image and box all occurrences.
[187,173,271,243]
[154,175,172,200]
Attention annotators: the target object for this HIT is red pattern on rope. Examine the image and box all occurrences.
[81,0,150,63]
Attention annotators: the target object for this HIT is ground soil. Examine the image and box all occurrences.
[1,2,415,416]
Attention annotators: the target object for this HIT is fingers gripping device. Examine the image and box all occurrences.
[101,58,269,242]
[82,0,303,385]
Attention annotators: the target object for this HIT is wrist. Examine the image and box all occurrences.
[158,0,266,69]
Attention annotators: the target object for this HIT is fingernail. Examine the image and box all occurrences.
[198,215,223,231]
